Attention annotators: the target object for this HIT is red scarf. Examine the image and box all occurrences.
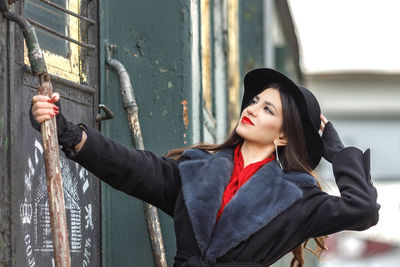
[216,144,275,222]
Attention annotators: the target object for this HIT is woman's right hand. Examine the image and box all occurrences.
[29,90,85,151]
[31,92,60,124]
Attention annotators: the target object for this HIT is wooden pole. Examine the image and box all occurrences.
[38,74,71,267]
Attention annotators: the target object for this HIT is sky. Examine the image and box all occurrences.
[288,0,400,73]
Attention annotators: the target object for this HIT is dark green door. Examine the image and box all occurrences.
[99,0,193,266]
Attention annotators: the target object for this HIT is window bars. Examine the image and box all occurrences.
[26,0,96,50]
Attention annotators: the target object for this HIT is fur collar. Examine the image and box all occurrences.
[178,146,316,263]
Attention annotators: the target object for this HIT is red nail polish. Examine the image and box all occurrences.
[53,106,59,111]
[47,99,53,103]
[54,111,60,114]
[50,114,55,117]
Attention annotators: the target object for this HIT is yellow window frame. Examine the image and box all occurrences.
[201,0,212,113]
[24,0,86,84]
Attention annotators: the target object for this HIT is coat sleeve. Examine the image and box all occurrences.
[64,125,182,216]
[301,146,380,238]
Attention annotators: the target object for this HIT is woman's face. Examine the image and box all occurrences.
[236,88,285,147]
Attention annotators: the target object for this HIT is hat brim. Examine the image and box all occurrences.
[242,68,323,169]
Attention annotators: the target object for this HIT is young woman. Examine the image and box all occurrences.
[30,68,379,267]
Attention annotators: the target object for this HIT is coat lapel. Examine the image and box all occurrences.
[178,147,317,263]
[178,147,234,254]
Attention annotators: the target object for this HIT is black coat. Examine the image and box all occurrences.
[66,126,380,266]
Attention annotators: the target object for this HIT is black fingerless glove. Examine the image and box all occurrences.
[321,121,345,163]
[29,100,83,150]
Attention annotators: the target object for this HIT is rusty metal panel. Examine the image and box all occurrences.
[11,71,101,267]
[0,6,12,266]
[0,0,102,265]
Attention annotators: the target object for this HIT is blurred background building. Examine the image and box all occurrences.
[289,0,400,266]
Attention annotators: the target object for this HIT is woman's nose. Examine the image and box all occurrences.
[246,104,258,116]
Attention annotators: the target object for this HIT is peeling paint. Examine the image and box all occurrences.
[0,136,8,151]
[167,82,173,88]
[136,41,144,56]
[244,5,257,20]
[0,116,4,147]
[183,133,187,144]
[0,181,11,265]
[158,67,168,73]
[79,62,88,83]
[123,47,131,55]
[180,100,189,129]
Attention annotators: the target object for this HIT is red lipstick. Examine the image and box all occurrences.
[241,116,254,125]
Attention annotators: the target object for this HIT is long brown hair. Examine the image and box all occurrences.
[165,84,327,266]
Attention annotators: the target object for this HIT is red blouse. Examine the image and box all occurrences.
[216,144,275,222]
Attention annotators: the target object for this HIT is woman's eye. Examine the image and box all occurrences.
[249,99,257,105]
[264,107,274,115]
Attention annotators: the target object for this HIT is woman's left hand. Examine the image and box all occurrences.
[320,114,345,163]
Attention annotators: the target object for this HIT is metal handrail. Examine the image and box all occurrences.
[105,41,168,267]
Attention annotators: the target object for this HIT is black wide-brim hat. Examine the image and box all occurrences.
[242,68,323,169]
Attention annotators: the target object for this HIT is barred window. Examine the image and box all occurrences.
[24,0,69,57]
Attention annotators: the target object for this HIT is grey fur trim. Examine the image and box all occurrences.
[178,147,316,262]
[179,148,234,253]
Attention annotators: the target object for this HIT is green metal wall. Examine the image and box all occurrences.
[99,0,192,266]
[239,0,265,78]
